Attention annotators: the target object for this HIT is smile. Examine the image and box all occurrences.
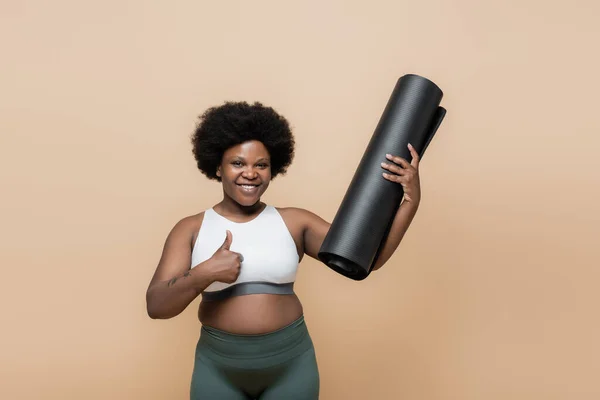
[237,184,260,192]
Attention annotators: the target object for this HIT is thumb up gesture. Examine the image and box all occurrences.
[208,230,243,284]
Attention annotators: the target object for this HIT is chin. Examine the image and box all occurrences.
[231,190,263,207]
[235,197,261,207]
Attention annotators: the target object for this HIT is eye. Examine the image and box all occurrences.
[257,163,269,168]
[231,161,243,167]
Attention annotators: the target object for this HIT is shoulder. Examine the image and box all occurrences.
[173,211,206,230]
[274,206,331,259]
[166,211,207,247]
[274,206,330,227]
[275,206,315,220]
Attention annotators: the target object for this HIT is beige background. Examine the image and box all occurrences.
[2,1,599,399]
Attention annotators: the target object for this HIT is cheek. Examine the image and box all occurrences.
[221,166,238,179]
[261,170,272,182]
[219,168,237,187]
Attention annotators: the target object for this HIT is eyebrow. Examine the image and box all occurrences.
[230,156,270,162]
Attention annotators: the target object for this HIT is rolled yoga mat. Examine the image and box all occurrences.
[318,74,446,280]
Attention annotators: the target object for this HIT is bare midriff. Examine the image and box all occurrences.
[198,293,304,334]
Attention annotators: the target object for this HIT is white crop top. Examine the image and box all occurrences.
[190,205,300,301]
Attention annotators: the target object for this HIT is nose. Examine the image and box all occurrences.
[242,167,258,179]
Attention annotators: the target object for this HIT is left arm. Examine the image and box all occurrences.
[300,143,423,271]
[371,201,419,271]
[372,143,422,271]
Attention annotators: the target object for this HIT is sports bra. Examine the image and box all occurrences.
[190,205,300,301]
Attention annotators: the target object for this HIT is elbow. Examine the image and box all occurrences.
[146,292,175,320]
[147,304,176,320]
[146,306,162,319]
[371,257,388,272]
[146,302,162,319]
[372,251,394,272]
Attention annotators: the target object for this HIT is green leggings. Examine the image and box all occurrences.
[190,315,320,399]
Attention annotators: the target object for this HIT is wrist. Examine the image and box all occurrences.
[191,261,217,286]
[401,197,420,210]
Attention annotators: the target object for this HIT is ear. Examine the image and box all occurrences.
[216,166,221,178]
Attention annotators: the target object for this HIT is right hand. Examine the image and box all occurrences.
[207,230,243,284]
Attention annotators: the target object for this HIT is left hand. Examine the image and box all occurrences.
[381,143,421,205]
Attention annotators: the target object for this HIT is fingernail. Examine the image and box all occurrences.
[386,154,392,159]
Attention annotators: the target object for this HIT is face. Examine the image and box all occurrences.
[217,140,272,207]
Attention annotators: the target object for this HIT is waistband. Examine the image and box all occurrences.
[201,281,295,302]
[197,315,312,369]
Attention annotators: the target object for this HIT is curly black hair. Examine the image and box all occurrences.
[191,101,295,182]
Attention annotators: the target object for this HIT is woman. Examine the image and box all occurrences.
[146,101,422,399]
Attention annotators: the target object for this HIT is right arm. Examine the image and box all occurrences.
[146,216,242,320]
[145,215,211,319]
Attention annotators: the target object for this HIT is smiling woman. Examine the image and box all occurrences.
[145,101,423,399]
[217,141,272,206]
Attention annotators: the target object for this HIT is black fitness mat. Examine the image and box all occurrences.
[318,74,446,280]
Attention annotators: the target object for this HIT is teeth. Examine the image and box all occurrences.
[241,185,256,189]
